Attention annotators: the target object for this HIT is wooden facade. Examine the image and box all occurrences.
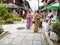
[7,0,13,3]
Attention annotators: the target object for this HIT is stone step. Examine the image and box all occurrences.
[45,32,54,45]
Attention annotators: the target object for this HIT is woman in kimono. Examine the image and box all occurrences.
[33,10,40,32]
[39,14,44,28]
[26,11,33,29]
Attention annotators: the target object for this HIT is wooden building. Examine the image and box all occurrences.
[0,0,31,18]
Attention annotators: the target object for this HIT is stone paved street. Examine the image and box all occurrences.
[0,22,54,45]
[0,31,46,45]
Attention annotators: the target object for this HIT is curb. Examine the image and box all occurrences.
[44,32,54,45]
[0,31,8,37]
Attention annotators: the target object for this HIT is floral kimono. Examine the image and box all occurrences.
[26,13,33,29]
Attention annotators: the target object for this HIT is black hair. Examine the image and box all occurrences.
[49,10,52,12]
[50,15,53,18]
[36,10,39,13]
[28,10,31,12]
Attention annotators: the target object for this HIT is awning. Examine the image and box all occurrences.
[41,7,47,11]
[47,6,60,9]
[41,6,60,11]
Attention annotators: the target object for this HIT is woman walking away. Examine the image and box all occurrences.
[39,14,44,28]
[42,18,50,32]
[33,10,40,32]
[26,11,33,29]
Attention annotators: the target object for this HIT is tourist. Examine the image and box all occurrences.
[26,11,33,29]
[42,18,50,32]
[33,10,40,32]
[39,13,44,28]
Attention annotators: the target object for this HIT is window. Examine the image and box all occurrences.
[15,0,23,6]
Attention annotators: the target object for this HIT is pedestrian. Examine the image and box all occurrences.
[39,13,44,28]
[26,11,33,29]
[44,10,53,31]
[33,10,40,32]
[47,10,53,25]
[42,18,50,32]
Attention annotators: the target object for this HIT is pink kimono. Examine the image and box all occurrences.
[26,13,33,29]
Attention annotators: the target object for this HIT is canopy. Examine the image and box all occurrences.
[41,6,60,11]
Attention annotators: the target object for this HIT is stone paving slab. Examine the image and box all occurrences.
[0,43,16,45]
[21,39,33,45]
[33,33,42,41]
[8,34,18,39]
[0,43,5,45]
[15,32,26,36]
[25,34,33,40]
[0,33,19,45]
[33,41,42,45]
[10,34,26,45]
[0,33,18,41]
[0,38,13,45]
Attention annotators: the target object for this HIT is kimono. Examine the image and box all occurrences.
[26,13,33,29]
[33,13,40,32]
[38,15,44,28]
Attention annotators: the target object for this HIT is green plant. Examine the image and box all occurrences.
[0,2,13,20]
[0,20,4,24]
[0,17,5,24]
[3,13,13,20]
[13,18,22,21]
[6,18,13,24]
[52,23,60,37]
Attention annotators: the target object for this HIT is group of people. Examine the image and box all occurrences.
[26,10,53,32]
